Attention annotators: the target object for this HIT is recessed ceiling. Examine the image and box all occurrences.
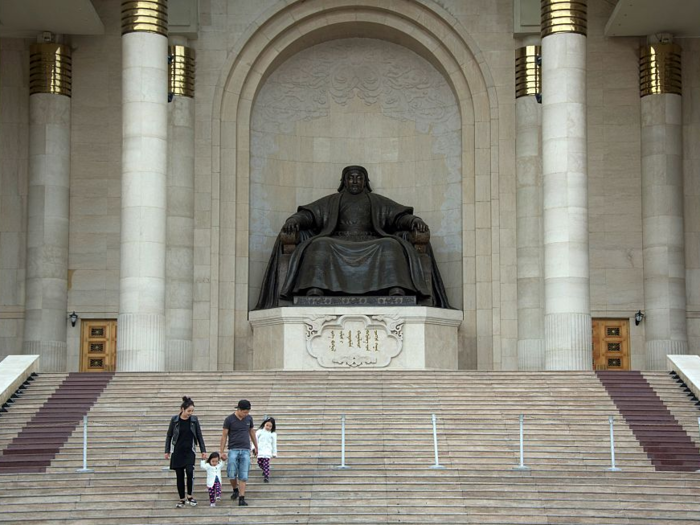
[605,0,700,38]
[0,0,103,38]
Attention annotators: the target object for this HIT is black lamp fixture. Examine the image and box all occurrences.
[69,311,78,327]
[634,310,645,326]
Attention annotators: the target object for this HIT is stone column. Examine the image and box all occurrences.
[541,0,591,370]
[516,43,545,370]
[117,0,168,371]
[165,39,195,371]
[22,42,72,372]
[640,39,688,368]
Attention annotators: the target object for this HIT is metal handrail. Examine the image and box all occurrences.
[76,415,94,473]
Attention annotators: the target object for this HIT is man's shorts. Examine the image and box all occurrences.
[227,449,251,481]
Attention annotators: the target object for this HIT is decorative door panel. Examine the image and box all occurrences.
[592,319,629,371]
[80,320,117,372]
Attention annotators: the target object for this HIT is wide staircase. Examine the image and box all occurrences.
[1,370,700,524]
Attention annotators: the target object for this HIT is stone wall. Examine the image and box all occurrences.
[0,0,699,370]
[586,1,646,368]
[65,0,123,370]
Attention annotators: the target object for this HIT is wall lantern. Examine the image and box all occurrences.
[69,311,78,327]
[634,310,645,326]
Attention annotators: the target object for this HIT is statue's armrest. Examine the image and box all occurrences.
[409,229,430,254]
[409,229,433,306]
[280,230,299,255]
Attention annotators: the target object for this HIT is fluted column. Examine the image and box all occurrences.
[22,42,72,372]
[640,39,688,368]
[516,43,545,370]
[165,39,195,371]
[541,0,591,370]
[118,0,168,371]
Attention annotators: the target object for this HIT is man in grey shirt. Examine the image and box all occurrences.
[220,399,259,506]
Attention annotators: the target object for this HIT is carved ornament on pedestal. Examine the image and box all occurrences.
[304,314,404,368]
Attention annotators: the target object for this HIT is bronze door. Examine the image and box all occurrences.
[80,320,117,372]
[592,319,630,370]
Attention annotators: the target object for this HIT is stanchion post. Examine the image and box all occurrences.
[607,415,621,472]
[513,414,530,471]
[696,417,700,473]
[430,413,444,469]
[335,414,350,469]
[76,415,94,473]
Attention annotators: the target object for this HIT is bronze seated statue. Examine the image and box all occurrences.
[254,165,451,309]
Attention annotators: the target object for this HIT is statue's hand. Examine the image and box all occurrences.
[282,218,300,234]
[412,218,429,233]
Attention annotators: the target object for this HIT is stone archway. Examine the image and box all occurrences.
[211,0,498,371]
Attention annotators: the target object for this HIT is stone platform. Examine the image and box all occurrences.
[293,295,417,306]
[249,306,463,370]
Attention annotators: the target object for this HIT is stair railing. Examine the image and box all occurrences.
[607,415,621,471]
[513,414,530,471]
[76,415,95,474]
[697,417,700,473]
[335,414,350,469]
[430,413,444,469]
[74,412,633,475]
[334,414,447,470]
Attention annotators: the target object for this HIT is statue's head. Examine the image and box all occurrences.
[338,165,373,194]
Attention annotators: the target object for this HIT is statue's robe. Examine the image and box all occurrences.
[254,191,452,309]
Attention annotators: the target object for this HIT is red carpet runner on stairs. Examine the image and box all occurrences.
[0,372,114,473]
[596,370,700,471]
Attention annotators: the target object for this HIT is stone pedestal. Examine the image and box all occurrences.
[250,307,463,370]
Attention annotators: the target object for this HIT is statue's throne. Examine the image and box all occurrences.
[277,229,434,306]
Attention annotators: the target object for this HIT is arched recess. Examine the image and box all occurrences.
[211,0,499,370]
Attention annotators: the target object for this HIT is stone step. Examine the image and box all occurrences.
[1,370,700,525]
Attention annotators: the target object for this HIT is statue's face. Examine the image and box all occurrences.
[344,170,366,195]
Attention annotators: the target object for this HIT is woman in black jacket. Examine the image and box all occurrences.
[165,396,207,508]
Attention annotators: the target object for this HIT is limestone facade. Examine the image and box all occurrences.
[0,0,699,371]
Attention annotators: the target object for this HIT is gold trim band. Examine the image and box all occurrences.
[640,43,682,97]
[122,0,168,36]
[516,46,541,99]
[541,0,587,37]
[168,45,195,98]
[29,44,72,97]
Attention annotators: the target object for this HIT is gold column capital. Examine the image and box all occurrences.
[541,0,587,38]
[516,46,541,99]
[640,43,682,97]
[29,43,72,97]
[168,45,195,98]
[122,0,168,36]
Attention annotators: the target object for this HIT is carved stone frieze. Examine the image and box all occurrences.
[251,39,459,136]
